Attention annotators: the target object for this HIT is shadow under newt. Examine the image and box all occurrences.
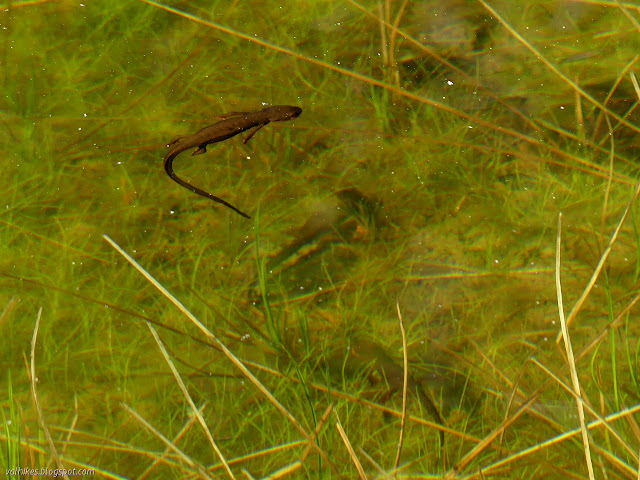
[163,105,302,219]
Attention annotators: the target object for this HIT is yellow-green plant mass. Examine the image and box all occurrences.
[1,0,640,478]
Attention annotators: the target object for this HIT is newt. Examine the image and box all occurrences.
[163,105,302,219]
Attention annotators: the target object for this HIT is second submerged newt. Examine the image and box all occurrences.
[349,338,446,445]
[163,105,302,219]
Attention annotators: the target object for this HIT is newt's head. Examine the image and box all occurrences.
[266,105,302,122]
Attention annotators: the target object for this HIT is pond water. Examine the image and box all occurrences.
[2,1,640,478]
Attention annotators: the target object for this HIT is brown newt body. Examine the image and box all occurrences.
[163,105,302,219]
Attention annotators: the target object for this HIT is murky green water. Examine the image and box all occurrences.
[2,1,640,478]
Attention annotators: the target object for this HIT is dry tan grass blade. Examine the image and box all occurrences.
[30,308,70,480]
[335,411,368,480]
[138,402,207,480]
[394,301,409,472]
[555,213,595,480]
[145,322,235,479]
[121,403,214,480]
[631,71,640,100]
[258,405,335,479]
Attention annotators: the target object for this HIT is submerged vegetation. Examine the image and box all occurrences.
[2,0,640,478]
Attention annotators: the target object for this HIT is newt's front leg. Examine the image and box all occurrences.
[243,123,266,144]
